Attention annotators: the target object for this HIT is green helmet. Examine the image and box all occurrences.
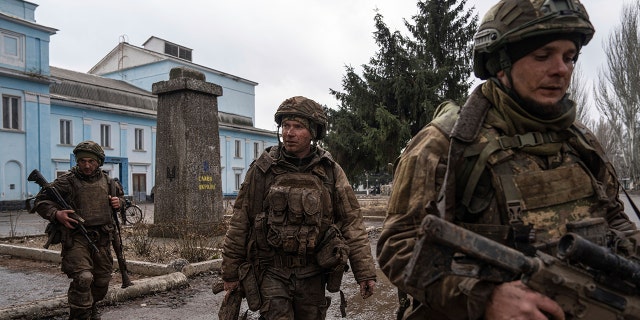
[73,140,105,165]
[473,0,595,79]
[274,96,328,140]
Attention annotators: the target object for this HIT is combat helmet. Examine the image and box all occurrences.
[73,140,105,166]
[473,0,595,79]
[274,96,328,140]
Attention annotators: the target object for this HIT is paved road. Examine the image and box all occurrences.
[2,194,640,319]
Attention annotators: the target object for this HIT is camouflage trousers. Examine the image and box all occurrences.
[259,270,330,320]
[61,228,113,318]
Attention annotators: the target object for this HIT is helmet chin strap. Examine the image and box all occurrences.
[495,49,527,106]
[498,49,515,90]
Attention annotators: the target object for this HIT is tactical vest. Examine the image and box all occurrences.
[252,147,337,268]
[433,96,617,250]
[265,172,333,256]
[67,173,114,226]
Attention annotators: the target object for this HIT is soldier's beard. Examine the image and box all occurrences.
[520,95,571,120]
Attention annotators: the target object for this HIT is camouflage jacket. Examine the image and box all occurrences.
[377,81,639,319]
[221,145,377,284]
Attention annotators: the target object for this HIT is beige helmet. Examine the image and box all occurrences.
[73,140,105,165]
[473,0,595,79]
[274,96,328,140]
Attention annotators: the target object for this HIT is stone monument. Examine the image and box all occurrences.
[150,67,224,237]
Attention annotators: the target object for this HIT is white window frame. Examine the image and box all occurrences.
[59,119,72,145]
[253,142,261,159]
[134,128,144,151]
[234,139,242,158]
[0,30,25,67]
[234,172,242,191]
[2,95,21,130]
[100,124,111,148]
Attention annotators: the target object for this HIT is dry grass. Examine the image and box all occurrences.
[1,223,224,264]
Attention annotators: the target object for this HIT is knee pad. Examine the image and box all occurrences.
[73,271,94,289]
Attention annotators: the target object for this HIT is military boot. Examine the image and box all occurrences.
[90,304,101,320]
[69,307,91,320]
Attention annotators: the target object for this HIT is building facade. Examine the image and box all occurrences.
[0,1,277,207]
[0,0,56,207]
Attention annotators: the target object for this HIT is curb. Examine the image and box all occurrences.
[0,244,222,319]
[0,272,189,319]
[0,243,221,277]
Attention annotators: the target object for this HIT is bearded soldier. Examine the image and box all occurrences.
[221,96,377,319]
[377,1,640,319]
[34,141,124,320]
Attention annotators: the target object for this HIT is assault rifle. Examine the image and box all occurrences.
[109,179,133,288]
[27,169,98,253]
[405,215,640,320]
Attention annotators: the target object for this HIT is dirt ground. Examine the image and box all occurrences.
[0,204,398,320]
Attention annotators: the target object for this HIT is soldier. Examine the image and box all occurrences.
[221,96,377,319]
[377,1,640,319]
[34,141,124,320]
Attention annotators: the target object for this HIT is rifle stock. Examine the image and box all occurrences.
[27,169,98,252]
[406,215,640,320]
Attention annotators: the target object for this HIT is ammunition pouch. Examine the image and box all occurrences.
[316,224,349,269]
[44,222,62,249]
[239,262,262,311]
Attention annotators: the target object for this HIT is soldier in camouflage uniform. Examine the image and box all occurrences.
[34,141,124,320]
[377,0,640,319]
[221,96,377,319]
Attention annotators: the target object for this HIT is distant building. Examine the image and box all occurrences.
[0,0,277,208]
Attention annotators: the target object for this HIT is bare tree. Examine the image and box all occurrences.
[592,118,623,170]
[594,1,640,189]
[568,63,593,127]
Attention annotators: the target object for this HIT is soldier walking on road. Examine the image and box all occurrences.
[33,141,124,320]
[377,1,640,319]
[221,96,377,319]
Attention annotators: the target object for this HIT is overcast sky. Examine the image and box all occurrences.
[34,0,627,131]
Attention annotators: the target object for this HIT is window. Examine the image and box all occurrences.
[235,172,242,191]
[234,140,242,158]
[135,128,144,150]
[2,95,20,130]
[59,119,71,145]
[100,124,111,147]
[164,42,192,61]
[253,142,261,159]
[164,43,178,56]
[179,47,192,61]
[0,30,24,66]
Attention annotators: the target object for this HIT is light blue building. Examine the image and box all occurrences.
[0,0,56,208]
[0,0,277,208]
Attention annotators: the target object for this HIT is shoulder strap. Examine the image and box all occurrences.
[437,85,492,221]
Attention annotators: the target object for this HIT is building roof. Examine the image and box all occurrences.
[49,66,276,136]
[89,39,258,86]
[50,66,157,114]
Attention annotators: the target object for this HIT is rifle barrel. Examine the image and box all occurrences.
[558,232,640,287]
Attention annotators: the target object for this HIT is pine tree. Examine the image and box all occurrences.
[325,0,477,185]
